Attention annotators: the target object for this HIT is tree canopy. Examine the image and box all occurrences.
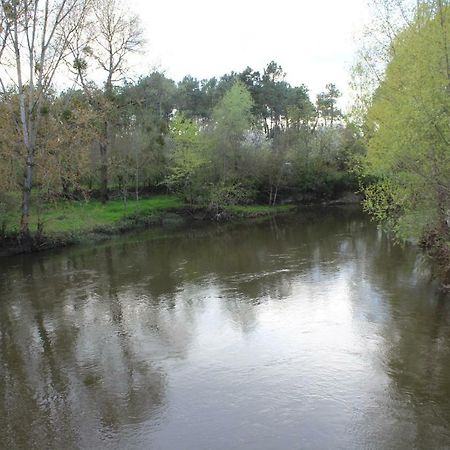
[356,0,450,280]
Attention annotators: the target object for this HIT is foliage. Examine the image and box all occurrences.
[0,0,90,237]
[207,181,253,213]
[0,50,360,236]
[164,113,208,204]
[37,91,97,198]
[69,0,144,203]
[316,83,342,126]
[361,2,450,245]
[209,81,254,182]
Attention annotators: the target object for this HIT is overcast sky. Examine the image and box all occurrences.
[128,0,371,108]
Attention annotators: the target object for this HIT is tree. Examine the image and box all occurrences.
[210,81,254,181]
[360,0,450,278]
[286,85,315,130]
[0,0,89,239]
[128,72,176,120]
[260,61,287,135]
[164,113,207,204]
[117,72,176,198]
[238,66,264,119]
[70,0,143,203]
[176,75,203,119]
[264,131,293,205]
[0,95,20,236]
[38,90,96,199]
[316,83,342,127]
[198,77,221,118]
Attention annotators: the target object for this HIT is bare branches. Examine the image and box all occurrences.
[65,0,144,204]
[349,0,419,124]
[0,0,90,100]
[0,0,91,235]
[0,0,143,231]
[68,0,143,93]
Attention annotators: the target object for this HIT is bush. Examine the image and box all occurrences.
[207,181,254,213]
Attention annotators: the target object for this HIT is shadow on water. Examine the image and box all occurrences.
[0,206,449,449]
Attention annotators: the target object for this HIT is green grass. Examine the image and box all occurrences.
[1,195,296,244]
[3,195,184,234]
[225,204,296,216]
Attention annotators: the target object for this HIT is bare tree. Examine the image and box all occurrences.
[0,2,10,66]
[0,0,90,241]
[70,0,143,203]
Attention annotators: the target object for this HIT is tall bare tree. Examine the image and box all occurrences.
[0,0,90,241]
[70,0,143,203]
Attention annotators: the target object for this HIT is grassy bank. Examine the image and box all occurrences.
[2,195,184,234]
[0,195,298,255]
[224,204,296,217]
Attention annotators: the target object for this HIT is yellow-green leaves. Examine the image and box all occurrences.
[362,2,450,241]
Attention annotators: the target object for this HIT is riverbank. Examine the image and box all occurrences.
[0,195,297,256]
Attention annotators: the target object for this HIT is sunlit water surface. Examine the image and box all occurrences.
[1,207,450,449]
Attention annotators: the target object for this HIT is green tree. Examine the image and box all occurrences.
[210,81,254,181]
[260,61,287,135]
[316,83,342,127]
[361,1,450,278]
[164,113,207,204]
[176,76,204,118]
[116,72,176,198]
[286,85,315,130]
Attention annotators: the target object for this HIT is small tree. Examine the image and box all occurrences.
[164,113,207,205]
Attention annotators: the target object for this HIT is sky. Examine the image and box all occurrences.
[128,0,371,109]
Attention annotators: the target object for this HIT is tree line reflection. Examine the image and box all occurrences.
[0,206,449,449]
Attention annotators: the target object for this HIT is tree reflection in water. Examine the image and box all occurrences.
[0,206,449,450]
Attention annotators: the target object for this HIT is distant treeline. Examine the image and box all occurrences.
[0,0,366,240]
[0,59,364,237]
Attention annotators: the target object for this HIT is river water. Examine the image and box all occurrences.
[0,207,449,450]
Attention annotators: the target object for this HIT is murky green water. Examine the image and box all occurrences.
[1,207,450,450]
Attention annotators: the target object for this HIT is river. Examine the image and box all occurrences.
[0,206,449,450]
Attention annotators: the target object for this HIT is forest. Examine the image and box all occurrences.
[0,0,362,247]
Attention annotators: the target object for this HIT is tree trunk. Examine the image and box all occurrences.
[135,166,139,201]
[100,141,108,203]
[20,152,33,237]
[436,186,449,235]
[18,95,37,241]
[100,121,109,204]
[62,177,71,198]
[272,185,278,206]
[263,118,269,137]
